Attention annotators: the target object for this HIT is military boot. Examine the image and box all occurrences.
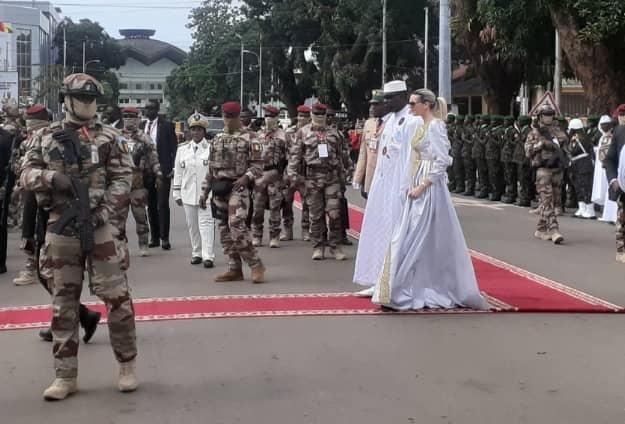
[279,227,293,241]
[214,268,244,282]
[118,359,138,392]
[269,238,280,248]
[251,263,266,284]
[476,190,489,199]
[302,229,310,241]
[463,186,475,196]
[43,378,78,401]
[534,230,550,241]
[252,237,262,247]
[548,230,564,244]
[329,246,347,261]
[13,269,36,286]
[139,245,150,257]
[312,248,324,260]
[79,306,101,343]
[39,328,53,342]
[555,207,564,216]
[616,252,625,263]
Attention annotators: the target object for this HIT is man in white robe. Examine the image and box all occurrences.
[352,81,423,296]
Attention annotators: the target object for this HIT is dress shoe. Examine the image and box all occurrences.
[203,259,214,268]
[43,378,78,401]
[148,240,160,248]
[191,257,202,265]
[39,328,53,342]
[214,269,244,282]
[161,240,171,250]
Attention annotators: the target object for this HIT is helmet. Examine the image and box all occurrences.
[59,73,103,100]
[568,118,584,131]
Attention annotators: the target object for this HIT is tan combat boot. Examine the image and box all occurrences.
[139,245,150,257]
[13,270,36,286]
[251,263,266,284]
[302,229,311,241]
[534,230,549,241]
[43,378,78,401]
[118,359,138,392]
[280,227,293,241]
[214,269,244,282]
[312,248,324,260]
[529,208,540,215]
[269,238,280,248]
[555,207,564,216]
[616,252,625,264]
[329,246,347,261]
[549,230,564,244]
[252,237,262,247]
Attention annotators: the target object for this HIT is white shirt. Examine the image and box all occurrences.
[144,117,159,144]
[618,144,625,191]
[173,138,211,206]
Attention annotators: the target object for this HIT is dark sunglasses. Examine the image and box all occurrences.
[409,101,424,106]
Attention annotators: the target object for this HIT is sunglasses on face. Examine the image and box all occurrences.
[409,101,424,107]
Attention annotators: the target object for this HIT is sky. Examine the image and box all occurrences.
[56,0,200,51]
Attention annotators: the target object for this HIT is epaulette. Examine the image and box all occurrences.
[178,141,190,148]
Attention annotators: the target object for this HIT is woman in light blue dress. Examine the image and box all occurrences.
[373,89,489,311]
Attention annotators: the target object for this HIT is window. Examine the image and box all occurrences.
[136,99,142,104]
[16,29,32,96]
[157,83,163,90]
[150,84,155,90]
[135,84,142,90]
[119,98,129,104]
[119,83,128,90]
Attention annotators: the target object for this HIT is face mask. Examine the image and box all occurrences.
[311,114,327,128]
[223,117,241,133]
[618,116,625,126]
[265,117,279,130]
[66,96,97,122]
[541,115,554,126]
[297,116,310,129]
[123,117,140,132]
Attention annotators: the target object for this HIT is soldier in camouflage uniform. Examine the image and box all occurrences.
[121,107,162,256]
[461,115,476,196]
[287,103,347,261]
[486,115,505,201]
[2,100,25,229]
[513,115,534,207]
[199,101,266,283]
[473,115,490,198]
[501,116,518,204]
[282,105,311,241]
[446,114,457,191]
[20,73,138,400]
[451,115,466,193]
[251,105,288,248]
[524,105,567,244]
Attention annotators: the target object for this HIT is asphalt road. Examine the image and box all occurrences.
[0,192,623,423]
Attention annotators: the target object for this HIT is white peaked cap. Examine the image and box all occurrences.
[599,115,612,125]
[383,80,407,95]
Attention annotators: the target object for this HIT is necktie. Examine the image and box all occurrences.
[193,144,198,153]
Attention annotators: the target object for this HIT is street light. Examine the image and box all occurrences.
[83,59,100,73]
[235,33,243,107]
[243,48,262,117]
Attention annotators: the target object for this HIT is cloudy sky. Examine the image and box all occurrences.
[58,0,200,51]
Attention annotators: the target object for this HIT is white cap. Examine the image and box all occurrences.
[599,115,612,125]
[383,80,407,95]
[568,118,584,131]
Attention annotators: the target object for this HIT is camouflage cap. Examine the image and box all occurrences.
[60,73,103,98]
[518,115,531,125]
[456,115,465,122]
[465,115,475,122]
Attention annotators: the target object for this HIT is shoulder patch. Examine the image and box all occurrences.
[116,136,129,153]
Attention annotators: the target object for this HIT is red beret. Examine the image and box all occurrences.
[616,104,625,114]
[122,106,139,115]
[264,105,280,117]
[222,101,241,115]
[25,104,46,116]
[312,103,327,114]
[297,105,311,114]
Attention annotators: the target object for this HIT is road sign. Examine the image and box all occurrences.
[529,91,561,116]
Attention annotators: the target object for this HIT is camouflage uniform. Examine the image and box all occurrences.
[486,115,505,201]
[512,116,534,206]
[451,115,465,193]
[446,115,457,191]
[472,115,490,198]
[461,115,476,195]
[122,128,161,249]
[500,116,518,204]
[282,119,311,239]
[201,124,264,276]
[287,116,346,259]
[252,124,288,245]
[524,117,568,243]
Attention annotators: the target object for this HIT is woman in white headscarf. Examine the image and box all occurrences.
[591,115,618,223]
[372,89,489,311]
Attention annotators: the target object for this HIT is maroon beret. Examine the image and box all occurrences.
[122,106,139,115]
[297,105,311,114]
[312,103,327,114]
[264,105,280,117]
[25,104,46,116]
[222,101,241,115]
[616,104,625,115]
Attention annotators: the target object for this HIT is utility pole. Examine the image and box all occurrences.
[63,27,67,75]
[438,0,452,104]
[382,0,387,86]
[82,39,86,73]
[424,7,429,89]
[554,30,562,109]
[258,34,262,117]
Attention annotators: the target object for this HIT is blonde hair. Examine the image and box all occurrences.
[413,88,448,120]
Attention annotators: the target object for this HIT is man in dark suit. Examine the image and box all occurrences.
[603,104,625,263]
[142,101,177,250]
[0,127,14,274]
[102,105,124,130]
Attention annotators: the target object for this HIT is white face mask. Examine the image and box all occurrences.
[618,116,625,126]
[541,115,554,126]
[265,117,279,130]
[66,96,97,121]
[123,117,140,132]
[311,114,327,128]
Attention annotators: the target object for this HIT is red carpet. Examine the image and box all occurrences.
[0,199,621,331]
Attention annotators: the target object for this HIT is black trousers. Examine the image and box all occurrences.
[147,177,172,242]
[0,174,15,273]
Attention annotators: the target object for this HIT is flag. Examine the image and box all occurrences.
[0,22,13,33]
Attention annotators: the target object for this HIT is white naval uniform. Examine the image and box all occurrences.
[173,139,216,261]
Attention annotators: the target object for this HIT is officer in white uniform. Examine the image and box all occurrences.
[173,113,216,267]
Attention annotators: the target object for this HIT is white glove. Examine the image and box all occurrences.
[352,181,362,190]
